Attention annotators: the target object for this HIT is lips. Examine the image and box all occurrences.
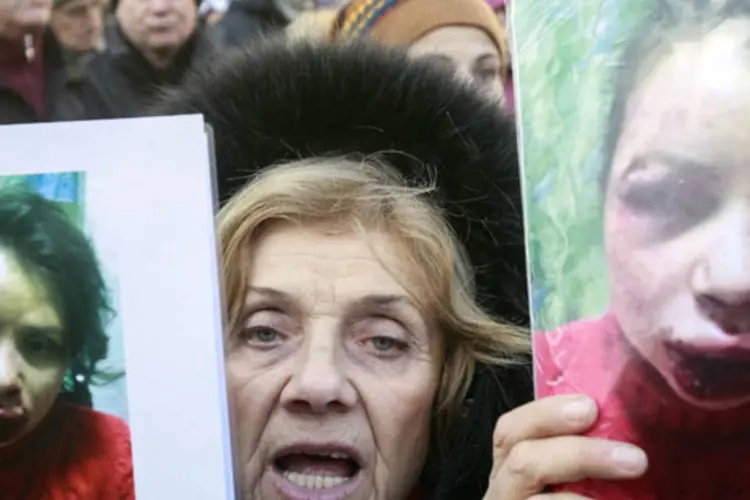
[0,394,25,421]
[272,444,363,499]
[666,342,750,401]
[0,406,24,419]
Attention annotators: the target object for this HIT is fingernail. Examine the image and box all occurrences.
[562,398,596,424]
[611,445,647,474]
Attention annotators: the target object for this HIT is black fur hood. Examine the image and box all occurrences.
[153,39,533,500]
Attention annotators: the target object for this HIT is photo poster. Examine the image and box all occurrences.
[0,172,129,423]
[0,116,235,499]
[514,0,750,498]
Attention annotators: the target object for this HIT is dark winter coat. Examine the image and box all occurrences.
[210,0,288,48]
[0,30,91,124]
[71,23,219,120]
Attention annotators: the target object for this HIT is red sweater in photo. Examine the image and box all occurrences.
[534,313,750,499]
[0,399,135,499]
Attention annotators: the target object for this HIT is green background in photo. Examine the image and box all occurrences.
[513,0,652,331]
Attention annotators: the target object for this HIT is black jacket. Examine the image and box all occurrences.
[73,23,218,120]
[154,40,533,500]
[0,30,89,124]
[210,0,287,48]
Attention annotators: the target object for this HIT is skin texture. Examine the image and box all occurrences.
[50,0,106,52]
[0,0,52,40]
[409,26,506,105]
[0,248,66,446]
[483,395,647,500]
[604,18,750,410]
[115,0,197,69]
[226,223,439,500]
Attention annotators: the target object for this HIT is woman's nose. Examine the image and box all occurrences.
[691,209,750,333]
[279,334,357,414]
[146,0,171,14]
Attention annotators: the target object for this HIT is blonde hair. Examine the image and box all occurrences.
[219,156,529,441]
[285,9,339,42]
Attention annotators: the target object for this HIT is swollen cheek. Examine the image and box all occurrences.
[608,204,650,243]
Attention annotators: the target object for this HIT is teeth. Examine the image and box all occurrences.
[282,471,348,489]
[305,451,351,460]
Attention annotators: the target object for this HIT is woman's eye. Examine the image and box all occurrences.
[619,176,719,220]
[364,336,409,356]
[476,69,498,83]
[240,326,283,345]
[21,336,61,363]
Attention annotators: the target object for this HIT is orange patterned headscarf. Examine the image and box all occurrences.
[330,0,509,77]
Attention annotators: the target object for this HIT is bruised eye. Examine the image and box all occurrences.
[616,157,723,234]
[20,334,63,364]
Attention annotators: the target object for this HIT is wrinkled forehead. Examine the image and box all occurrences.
[55,0,106,11]
[410,26,500,63]
[245,220,435,311]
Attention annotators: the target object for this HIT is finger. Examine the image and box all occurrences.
[491,395,597,472]
[493,436,647,500]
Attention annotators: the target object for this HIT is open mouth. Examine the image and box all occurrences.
[273,447,362,495]
[667,344,750,401]
[0,395,25,420]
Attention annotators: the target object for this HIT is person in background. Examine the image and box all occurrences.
[331,0,510,107]
[49,0,107,76]
[72,0,216,118]
[0,186,134,499]
[210,0,293,48]
[0,0,76,122]
[486,0,513,114]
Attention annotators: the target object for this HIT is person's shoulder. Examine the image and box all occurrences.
[61,402,132,450]
[56,402,135,497]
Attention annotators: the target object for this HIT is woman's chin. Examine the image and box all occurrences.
[261,465,368,500]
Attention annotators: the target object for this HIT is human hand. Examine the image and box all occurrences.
[483,394,648,500]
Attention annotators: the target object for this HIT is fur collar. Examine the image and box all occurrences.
[153,39,533,500]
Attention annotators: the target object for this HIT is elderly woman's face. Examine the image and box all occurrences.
[0,248,66,446]
[604,20,750,411]
[227,223,439,500]
[409,26,506,105]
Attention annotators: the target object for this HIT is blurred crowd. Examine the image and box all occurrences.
[0,0,514,124]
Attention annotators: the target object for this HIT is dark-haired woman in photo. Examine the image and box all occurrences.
[0,186,134,499]
[535,1,750,498]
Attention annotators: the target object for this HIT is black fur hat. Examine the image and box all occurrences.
[153,39,532,500]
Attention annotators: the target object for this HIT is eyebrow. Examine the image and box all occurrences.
[247,286,417,311]
[19,325,64,339]
[474,54,499,64]
[424,54,454,66]
[644,152,713,169]
[623,151,715,180]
